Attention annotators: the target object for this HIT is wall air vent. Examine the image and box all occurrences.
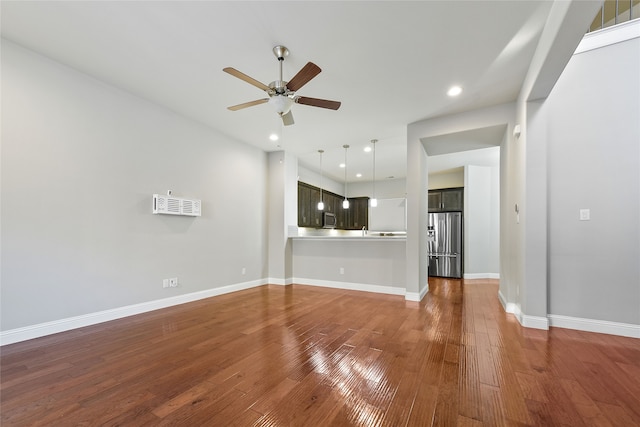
[153,194,201,217]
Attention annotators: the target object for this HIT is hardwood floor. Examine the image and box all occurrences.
[2,279,639,426]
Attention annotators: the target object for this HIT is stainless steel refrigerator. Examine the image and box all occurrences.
[428,212,463,278]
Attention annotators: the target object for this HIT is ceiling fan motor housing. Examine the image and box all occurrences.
[269,80,288,95]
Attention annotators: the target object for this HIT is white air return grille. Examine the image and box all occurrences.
[153,194,201,217]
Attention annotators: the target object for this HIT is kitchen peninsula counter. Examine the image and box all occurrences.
[291,234,406,241]
[290,232,407,297]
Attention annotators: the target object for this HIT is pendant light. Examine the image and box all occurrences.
[317,149,325,211]
[342,144,350,209]
[370,139,378,207]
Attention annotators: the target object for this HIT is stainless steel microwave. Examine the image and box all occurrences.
[322,212,336,228]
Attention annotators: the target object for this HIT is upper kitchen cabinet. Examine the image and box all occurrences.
[298,182,322,227]
[346,197,369,230]
[428,187,463,212]
[333,195,348,229]
[297,182,368,230]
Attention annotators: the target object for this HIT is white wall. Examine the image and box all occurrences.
[464,165,500,278]
[490,165,500,273]
[348,178,406,199]
[267,151,297,284]
[1,39,268,332]
[301,171,407,201]
[297,165,344,196]
[545,29,640,325]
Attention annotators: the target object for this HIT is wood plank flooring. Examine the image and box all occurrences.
[2,278,639,426]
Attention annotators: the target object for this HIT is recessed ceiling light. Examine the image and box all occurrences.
[339,163,345,168]
[447,86,462,97]
[364,146,372,153]
[356,173,362,178]
[269,133,279,141]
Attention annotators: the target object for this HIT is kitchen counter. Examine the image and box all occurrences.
[291,234,406,241]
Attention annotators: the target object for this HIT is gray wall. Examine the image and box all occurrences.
[545,35,640,324]
[464,165,500,277]
[292,239,406,291]
[1,39,268,331]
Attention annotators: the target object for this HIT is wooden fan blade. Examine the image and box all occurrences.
[227,98,269,111]
[286,62,321,92]
[281,111,294,126]
[296,96,341,110]
[223,67,270,92]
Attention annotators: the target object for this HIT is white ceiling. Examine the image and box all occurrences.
[2,1,567,183]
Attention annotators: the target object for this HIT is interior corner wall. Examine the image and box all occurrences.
[502,100,527,319]
[267,151,285,282]
[490,163,500,274]
[545,33,640,325]
[1,39,268,332]
[405,132,428,299]
[499,120,521,311]
[522,100,548,320]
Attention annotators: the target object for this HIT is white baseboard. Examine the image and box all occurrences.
[498,292,638,337]
[549,314,640,339]
[498,290,549,330]
[463,273,500,280]
[267,277,294,286]
[292,277,406,298]
[518,312,550,330]
[406,283,429,302]
[498,290,517,314]
[0,279,267,346]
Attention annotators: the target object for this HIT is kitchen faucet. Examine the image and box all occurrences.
[362,225,367,236]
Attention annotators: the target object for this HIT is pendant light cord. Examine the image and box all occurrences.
[318,150,324,209]
[372,140,376,201]
[343,145,349,201]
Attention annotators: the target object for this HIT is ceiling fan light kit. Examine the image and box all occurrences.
[223,45,341,126]
[268,95,293,115]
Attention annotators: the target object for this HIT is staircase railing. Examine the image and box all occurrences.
[589,0,639,32]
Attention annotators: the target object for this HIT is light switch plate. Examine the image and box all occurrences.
[579,209,590,221]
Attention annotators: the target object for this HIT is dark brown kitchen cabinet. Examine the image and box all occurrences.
[336,196,347,229]
[298,182,368,230]
[428,187,463,212]
[309,186,322,227]
[298,182,322,227]
[321,191,336,214]
[346,197,369,230]
[298,183,311,227]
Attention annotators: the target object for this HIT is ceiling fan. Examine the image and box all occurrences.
[223,45,341,126]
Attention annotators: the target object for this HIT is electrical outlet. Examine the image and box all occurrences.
[169,278,178,287]
[241,267,246,275]
[339,267,344,275]
[163,279,169,288]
